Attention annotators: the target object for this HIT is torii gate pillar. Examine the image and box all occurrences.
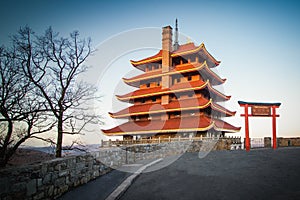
[238,101,281,151]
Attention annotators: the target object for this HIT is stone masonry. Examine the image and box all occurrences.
[0,137,241,200]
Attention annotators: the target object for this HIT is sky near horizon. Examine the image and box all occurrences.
[0,0,299,145]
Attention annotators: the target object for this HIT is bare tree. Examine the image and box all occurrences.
[0,26,99,166]
[16,27,99,157]
[0,46,55,167]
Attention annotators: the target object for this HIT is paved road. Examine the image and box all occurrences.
[120,148,300,200]
[59,158,161,200]
[60,148,300,200]
[59,169,128,200]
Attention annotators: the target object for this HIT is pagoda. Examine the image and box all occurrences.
[102,21,240,140]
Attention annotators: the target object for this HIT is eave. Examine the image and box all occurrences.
[102,116,214,136]
[110,98,236,118]
[123,61,226,87]
[102,116,240,136]
[116,80,231,102]
[130,43,220,69]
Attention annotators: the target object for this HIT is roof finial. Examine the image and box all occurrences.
[173,18,179,51]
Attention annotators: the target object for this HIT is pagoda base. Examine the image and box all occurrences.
[122,130,224,141]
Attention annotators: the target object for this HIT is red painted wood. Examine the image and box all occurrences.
[272,106,277,149]
[238,101,280,152]
[244,104,250,151]
[240,114,280,117]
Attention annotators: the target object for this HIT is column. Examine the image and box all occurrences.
[244,104,250,151]
[272,106,277,149]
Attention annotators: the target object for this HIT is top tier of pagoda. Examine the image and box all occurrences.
[102,22,240,139]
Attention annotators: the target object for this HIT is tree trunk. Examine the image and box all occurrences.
[0,149,14,168]
[0,155,8,168]
[56,115,63,157]
[0,120,14,168]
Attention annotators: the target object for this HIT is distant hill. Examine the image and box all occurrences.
[7,144,101,167]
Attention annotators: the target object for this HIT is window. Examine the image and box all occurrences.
[177,78,180,83]
[141,99,145,103]
[188,75,192,81]
[146,83,150,88]
[152,97,156,102]
[157,82,160,86]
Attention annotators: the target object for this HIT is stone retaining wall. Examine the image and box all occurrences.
[0,152,112,200]
[0,138,240,200]
[264,137,300,147]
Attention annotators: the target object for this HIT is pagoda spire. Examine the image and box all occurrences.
[173,18,179,51]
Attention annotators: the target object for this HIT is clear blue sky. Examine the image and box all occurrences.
[1,0,299,144]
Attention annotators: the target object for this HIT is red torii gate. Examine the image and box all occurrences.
[238,101,281,151]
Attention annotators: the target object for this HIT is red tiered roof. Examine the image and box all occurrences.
[102,34,240,137]
[116,80,231,102]
[109,98,236,118]
[110,98,210,117]
[213,119,241,132]
[102,115,240,136]
[212,103,236,117]
[130,43,220,70]
[130,50,163,70]
[123,61,226,87]
[172,43,199,54]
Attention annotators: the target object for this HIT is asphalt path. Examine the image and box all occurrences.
[59,168,128,200]
[59,158,161,200]
[120,148,300,200]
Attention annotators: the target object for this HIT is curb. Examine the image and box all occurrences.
[105,158,163,200]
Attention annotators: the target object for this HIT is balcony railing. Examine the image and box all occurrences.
[101,136,241,147]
